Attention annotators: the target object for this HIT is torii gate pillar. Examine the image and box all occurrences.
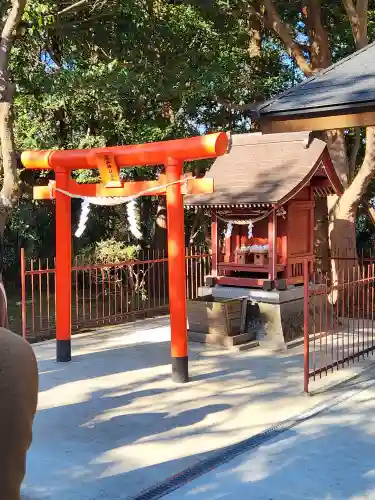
[165,158,188,381]
[55,167,72,362]
[21,132,228,383]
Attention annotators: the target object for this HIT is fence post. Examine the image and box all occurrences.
[20,248,27,339]
[304,258,310,393]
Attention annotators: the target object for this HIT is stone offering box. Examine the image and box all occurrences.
[187,295,258,350]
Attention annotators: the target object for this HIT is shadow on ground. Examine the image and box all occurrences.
[22,317,375,500]
[164,384,375,499]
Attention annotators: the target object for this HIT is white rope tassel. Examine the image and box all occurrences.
[75,199,91,237]
[225,222,233,239]
[127,199,143,240]
[55,176,193,240]
[248,220,254,239]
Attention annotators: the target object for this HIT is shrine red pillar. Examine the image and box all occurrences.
[211,209,218,277]
[55,167,72,362]
[165,158,188,383]
[268,209,277,283]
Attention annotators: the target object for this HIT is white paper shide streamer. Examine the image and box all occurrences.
[75,199,91,237]
[61,176,192,240]
[225,221,233,239]
[126,199,142,240]
[222,206,285,242]
[248,221,253,239]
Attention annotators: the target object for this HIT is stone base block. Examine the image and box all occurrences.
[188,330,259,351]
[197,284,333,351]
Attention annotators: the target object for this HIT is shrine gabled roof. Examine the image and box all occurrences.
[185,132,338,208]
[253,42,375,133]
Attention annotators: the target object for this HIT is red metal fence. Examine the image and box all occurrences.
[21,248,211,341]
[304,258,375,392]
[22,244,375,391]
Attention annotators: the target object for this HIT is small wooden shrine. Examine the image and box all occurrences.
[186,132,343,290]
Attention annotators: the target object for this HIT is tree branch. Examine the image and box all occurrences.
[0,99,18,205]
[246,2,263,58]
[297,43,312,53]
[0,0,27,212]
[0,0,27,71]
[232,4,263,23]
[349,128,361,182]
[305,0,332,69]
[189,208,203,245]
[337,127,375,217]
[342,0,368,49]
[41,0,97,25]
[324,129,350,187]
[263,0,313,76]
[216,97,253,113]
[56,0,88,16]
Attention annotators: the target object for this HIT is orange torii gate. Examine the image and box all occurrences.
[21,132,228,383]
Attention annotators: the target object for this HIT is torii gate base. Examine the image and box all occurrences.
[21,133,228,383]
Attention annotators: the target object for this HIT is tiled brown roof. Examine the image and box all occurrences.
[185,132,327,207]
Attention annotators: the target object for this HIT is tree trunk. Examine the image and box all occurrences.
[323,129,357,275]
[151,196,167,250]
[0,0,28,287]
[188,208,204,246]
[314,196,330,275]
[328,127,375,283]
[112,203,131,243]
[140,196,154,247]
[247,3,262,58]
[324,129,350,187]
[0,98,19,279]
[150,197,168,302]
[249,0,375,286]
[329,199,357,286]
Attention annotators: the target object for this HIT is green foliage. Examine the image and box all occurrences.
[14,0,375,274]
[5,0,292,273]
[357,212,375,255]
[77,238,140,264]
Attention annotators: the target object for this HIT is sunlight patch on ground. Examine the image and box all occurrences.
[24,316,375,500]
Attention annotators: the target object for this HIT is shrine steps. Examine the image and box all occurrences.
[188,330,260,351]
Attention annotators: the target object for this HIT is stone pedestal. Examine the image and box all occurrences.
[187,296,258,350]
[198,285,308,351]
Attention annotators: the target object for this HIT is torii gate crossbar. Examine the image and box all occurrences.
[21,132,228,383]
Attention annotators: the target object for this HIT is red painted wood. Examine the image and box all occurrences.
[55,168,72,342]
[216,276,265,288]
[211,209,218,277]
[240,225,247,247]
[303,260,310,393]
[287,201,315,258]
[310,178,332,189]
[204,156,341,291]
[218,263,285,272]
[235,226,241,254]
[272,210,277,279]
[268,212,277,280]
[34,177,214,199]
[224,232,232,263]
[290,186,311,201]
[22,132,228,170]
[309,187,315,254]
[165,159,188,359]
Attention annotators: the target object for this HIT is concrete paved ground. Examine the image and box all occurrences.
[22,316,375,500]
[165,379,375,500]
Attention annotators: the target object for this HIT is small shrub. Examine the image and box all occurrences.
[77,238,140,264]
